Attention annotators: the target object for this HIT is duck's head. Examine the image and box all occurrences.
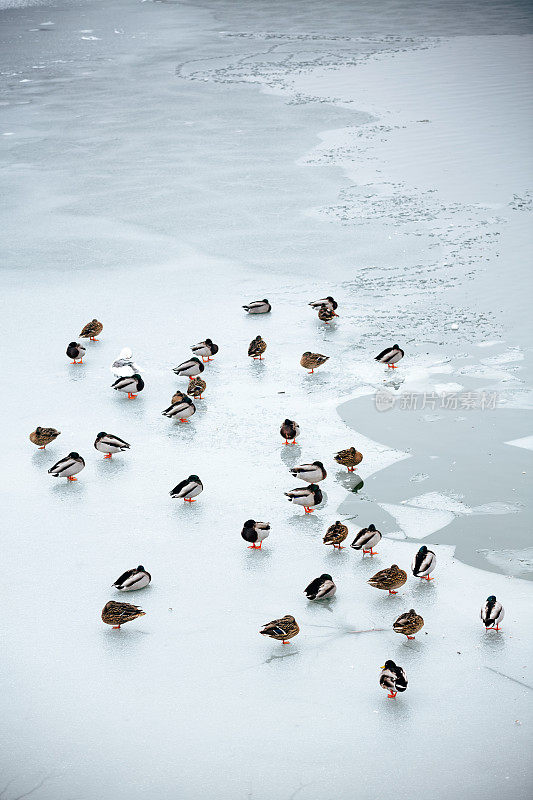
[418,545,428,555]
[308,484,319,491]
[243,519,256,528]
[69,452,80,459]
[408,609,416,614]
[393,344,400,349]
[92,318,98,322]
[262,299,269,303]
[132,373,142,380]
[368,524,376,531]
[283,615,295,622]
[35,427,42,434]
[313,460,325,468]
[69,341,77,347]
[391,564,399,570]
[191,357,202,364]
[188,474,200,482]
[320,574,333,581]
[96,432,106,439]
[283,418,293,426]
[137,565,145,572]
[487,595,497,603]
[381,659,396,670]
[205,338,213,345]
[302,351,311,357]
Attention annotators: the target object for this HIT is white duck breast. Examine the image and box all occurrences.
[48,454,85,477]
[95,434,130,454]
[351,526,382,550]
[290,463,326,483]
[243,300,271,314]
[411,548,436,577]
[113,568,151,591]
[173,359,204,377]
[162,399,196,419]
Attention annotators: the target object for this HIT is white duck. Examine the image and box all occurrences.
[110,347,142,377]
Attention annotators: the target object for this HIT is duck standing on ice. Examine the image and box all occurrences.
[79,319,103,341]
[411,545,436,580]
[94,432,131,458]
[248,335,267,360]
[309,296,338,312]
[243,299,271,314]
[48,452,85,481]
[241,519,270,549]
[111,373,144,399]
[351,524,381,556]
[260,615,299,644]
[481,595,505,631]
[300,351,329,374]
[380,660,408,699]
[280,419,300,445]
[173,357,205,378]
[170,475,203,502]
[113,566,151,591]
[285,483,322,514]
[368,564,407,595]
[290,461,326,483]
[110,347,141,377]
[334,447,363,472]
[323,521,348,549]
[29,427,60,449]
[191,339,218,363]
[375,345,404,368]
[66,342,85,364]
[304,574,336,600]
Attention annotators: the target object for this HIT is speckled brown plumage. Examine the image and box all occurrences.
[79,319,103,340]
[323,521,348,548]
[368,564,407,594]
[317,305,338,323]
[334,447,363,472]
[300,351,329,372]
[171,390,187,404]
[248,336,267,359]
[260,615,299,643]
[101,600,146,628]
[187,377,206,399]
[393,609,424,639]
[29,427,61,449]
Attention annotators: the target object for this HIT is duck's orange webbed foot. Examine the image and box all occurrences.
[388,589,398,595]
[104,453,112,459]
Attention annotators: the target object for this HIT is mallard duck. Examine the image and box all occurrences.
[110,347,141,377]
[66,341,85,364]
[284,484,322,514]
[241,519,270,549]
[309,296,338,311]
[260,615,299,643]
[173,357,205,378]
[191,339,219,363]
[350,524,381,556]
[187,377,206,399]
[289,461,326,483]
[334,447,363,472]
[79,319,103,341]
[248,335,267,360]
[101,600,145,629]
[317,305,339,324]
[280,419,300,445]
[393,609,424,640]
[375,344,404,368]
[162,396,196,421]
[411,545,436,580]
[243,299,271,314]
[113,566,151,591]
[481,595,505,631]
[323,520,348,549]
[94,432,131,458]
[300,351,329,374]
[380,660,408,699]
[304,574,336,600]
[368,564,407,594]
[111,373,144,399]
[48,452,85,481]
[170,475,203,502]
[29,427,60,449]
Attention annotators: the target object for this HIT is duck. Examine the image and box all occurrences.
[79,318,103,341]
[29,427,60,449]
[317,305,339,324]
[481,595,505,631]
[248,335,267,360]
[101,600,145,629]
[110,347,141,377]
[243,299,271,314]
[170,475,203,502]
[380,660,408,699]
[94,432,131,458]
[280,419,300,445]
[300,351,329,374]
[48,452,85,481]
[260,615,299,644]
[375,344,404,368]
[66,341,85,364]
[191,339,219,363]
[411,545,436,580]
[113,566,151,591]
[111,373,144,399]
[309,296,338,311]
[393,609,424,640]
[173,357,205,378]
[323,521,348,549]
[162,396,196,421]
[368,564,407,595]
[187,377,206,399]
[304,574,336,600]
[171,389,187,404]
[284,483,322,514]
[350,524,381,556]
[289,461,326,483]
[334,447,363,472]
[241,519,270,549]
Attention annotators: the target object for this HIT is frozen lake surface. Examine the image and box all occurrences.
[1,1,532,799]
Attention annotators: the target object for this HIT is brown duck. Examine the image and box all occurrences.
[187,377,206,399]
[334,447,363,472]
[101,601,146,629]
[393,609,424,640]
[171,389,187,405]
[317,305,339,324]
[323,521,348,549]
[248,335,267,360]
[79,319,103,341]
[368,564,407,595]
[300,351,329,374]
[260,615,299,644]
[29,427,61,449]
